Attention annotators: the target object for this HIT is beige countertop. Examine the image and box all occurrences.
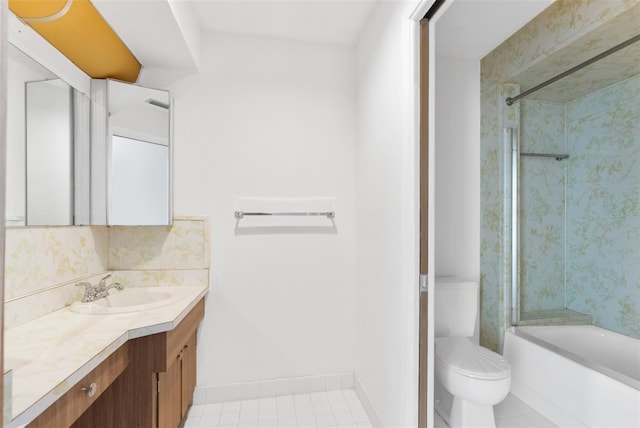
[4,285,208,427]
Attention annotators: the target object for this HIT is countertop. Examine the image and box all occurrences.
[4,285,208,427]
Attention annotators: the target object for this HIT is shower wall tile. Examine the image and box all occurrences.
[482,1,638,84]
[565,75,640,338]
[519,101,566,312]
[566,73,640,123]
[480,0,638,349]
[479,83,517,351]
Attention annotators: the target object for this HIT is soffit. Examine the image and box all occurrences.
[9,0,141,82]
[514,3,640,103]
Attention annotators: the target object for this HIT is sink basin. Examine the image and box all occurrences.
[70,288,183,314]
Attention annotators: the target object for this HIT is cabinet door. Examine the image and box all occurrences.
[157,357,182,428]
[181,332,197,415]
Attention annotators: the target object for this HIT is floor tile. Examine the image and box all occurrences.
[315,412,336,428]
[435,393,558,428]
[219,411,240,425]
[333,411,355,426]
[184,387,374,428]
[297,414,318,427]
[278,417,298,427]
[258,419,278,428]
[259,406,278,421]
[294,393,312,405]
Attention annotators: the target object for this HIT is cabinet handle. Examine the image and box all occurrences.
[81,382,97,397]
[184,344,190,350]
[178,351,183,361]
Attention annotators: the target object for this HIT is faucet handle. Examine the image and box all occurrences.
[98,274,112,288]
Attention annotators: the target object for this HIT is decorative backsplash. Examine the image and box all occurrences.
[4,216,210,329]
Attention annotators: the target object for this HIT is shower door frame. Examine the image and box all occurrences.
[504,127,520,327]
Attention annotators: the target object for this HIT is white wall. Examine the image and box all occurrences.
[434,55,480,281]
[169,33,357,386]
[354,2,420,426]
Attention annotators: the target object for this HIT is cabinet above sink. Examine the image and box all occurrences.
[7,20,173,227]
[90,79,173,226]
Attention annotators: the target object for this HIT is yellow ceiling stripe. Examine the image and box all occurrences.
[9,0,68,19]
[9,0,141,83]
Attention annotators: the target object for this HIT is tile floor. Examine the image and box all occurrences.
[184,388,373,428]
[186,389,555,428]
[434,393,557,428]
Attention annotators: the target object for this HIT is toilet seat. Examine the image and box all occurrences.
[435,337,510,380]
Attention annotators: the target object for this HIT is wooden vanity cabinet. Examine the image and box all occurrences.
[72,299,204,428]
[157,330,198,428]
[28,344,129,428]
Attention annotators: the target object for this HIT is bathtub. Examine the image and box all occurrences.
[503,325,640,427]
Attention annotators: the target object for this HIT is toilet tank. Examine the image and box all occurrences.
[434,278,478,337]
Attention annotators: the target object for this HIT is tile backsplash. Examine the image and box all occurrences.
[4,216,210,329]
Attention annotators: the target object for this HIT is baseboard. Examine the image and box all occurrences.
[193,372,355,405]
[354,376,384,428]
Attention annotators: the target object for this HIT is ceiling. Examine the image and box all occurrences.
[9,0,141,82]
[434,0,554,59]
[118,0,555,78]
[191,0,378,46]
[12,0,557,85]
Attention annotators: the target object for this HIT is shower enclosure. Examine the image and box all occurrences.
[506,34,640,338]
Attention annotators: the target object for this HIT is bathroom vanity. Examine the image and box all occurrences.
[5,285,207,428]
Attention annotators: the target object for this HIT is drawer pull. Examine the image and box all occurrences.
[81,382,97,397]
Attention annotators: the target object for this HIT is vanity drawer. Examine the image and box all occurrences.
[27,344,128,428]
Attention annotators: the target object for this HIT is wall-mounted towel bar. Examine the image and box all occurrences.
[234,211,335,219]
[521,152,569,161]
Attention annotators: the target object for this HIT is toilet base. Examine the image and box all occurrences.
[448,397,497,428]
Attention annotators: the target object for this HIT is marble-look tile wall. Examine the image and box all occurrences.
[4,227,109,329]
[4,216,210,329]
[480,0,638,351]
[519,100,566,312]
[110,216,210,287]
[565,75,640,338]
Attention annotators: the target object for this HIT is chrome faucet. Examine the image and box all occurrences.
[77,274,124,303]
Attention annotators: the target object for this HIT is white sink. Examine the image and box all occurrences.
[70,288,183,314]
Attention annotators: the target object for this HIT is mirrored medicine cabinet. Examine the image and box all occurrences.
[91,79,172,226]
[6,44,172,227]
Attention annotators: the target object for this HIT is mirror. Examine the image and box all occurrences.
[90,79,172,226]
[7,45,172,227]
[6,44,84,226]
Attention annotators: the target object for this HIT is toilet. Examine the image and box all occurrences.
[434,279,510,428]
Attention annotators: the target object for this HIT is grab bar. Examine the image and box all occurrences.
[521,152,569,161]
[234,211,335,219]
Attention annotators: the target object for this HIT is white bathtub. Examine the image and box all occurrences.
[504,325,640,427]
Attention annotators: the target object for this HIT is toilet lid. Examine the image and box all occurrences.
[435,337,510,380]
